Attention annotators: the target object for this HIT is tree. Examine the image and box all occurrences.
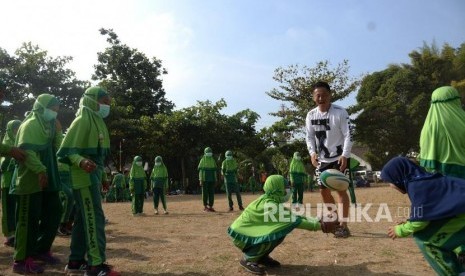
[265,60,361,140]
[0,43,87,129]
[93,28,174,119]
[352,42,465,168]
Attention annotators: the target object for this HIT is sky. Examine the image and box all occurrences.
[1,0,465,129]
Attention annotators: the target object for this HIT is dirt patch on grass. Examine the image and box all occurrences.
[0,184,436,275]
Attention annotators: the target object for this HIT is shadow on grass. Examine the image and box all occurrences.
[267,261,410,276]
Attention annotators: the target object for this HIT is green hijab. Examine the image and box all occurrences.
[289,152,305,173]
[1,120,21,170]
[228,175,301,245]
[57,86,110,165]
[222,150,237,172]
[2,120,21,146]
[130,155,146,178]
[198,147,216,169]
[419,86,465,178]
[16,94,59,148]
[151,156,168,178]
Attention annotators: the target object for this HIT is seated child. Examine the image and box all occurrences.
[382,156,465,276]
[227,174,337,275]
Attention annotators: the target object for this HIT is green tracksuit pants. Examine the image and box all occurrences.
[292,182,304,204]
[152,187,167,210]
[1,187,16,237]
[202,181,215,207]
[225,181,243,208]
[69,183,106,266]
[59,185,75,224]
[234,237,285,262]
[14,191,62,261]
[413,214,465,275]
[132,194,145,214]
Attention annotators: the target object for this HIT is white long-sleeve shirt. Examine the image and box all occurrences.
[305,104,353,163]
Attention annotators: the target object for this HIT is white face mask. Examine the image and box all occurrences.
[281,188,291,203]
[136,161,143,167]
[155,162,161,166]
[205,152,213,157]
[226,156,233,160]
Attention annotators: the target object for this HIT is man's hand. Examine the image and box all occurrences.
[338,156,347,172]
[310,153,319,168]
[9,147,26,162]
[199,181,203,187]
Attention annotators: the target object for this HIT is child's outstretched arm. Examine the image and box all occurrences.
[388,220,430,239]
[297,216,338,233]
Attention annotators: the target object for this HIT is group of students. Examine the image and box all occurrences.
[0,83,120,276]
[226,84,465,276]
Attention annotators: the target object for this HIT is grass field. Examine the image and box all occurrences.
[0,184,436,275]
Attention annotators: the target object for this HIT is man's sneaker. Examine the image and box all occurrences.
[65,260,87,275]
[239,206,244,211]
[229,207,234,212]
[334,225,351,238]
[239,259,265,275]
[34,251,61,265]
[163,210,169,215]
[85,263,120,276]
[13,257,44,274]
[4,236,15,247]
[154,209,159,215]
[203,206,210,212]
[208,207,216,212]
[258,255,281,267]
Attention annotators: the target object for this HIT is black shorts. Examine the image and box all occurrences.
[315,160,346,189]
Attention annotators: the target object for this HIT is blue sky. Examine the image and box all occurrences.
[1,0,464,128]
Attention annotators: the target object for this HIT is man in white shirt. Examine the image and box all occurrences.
[305,81,353,238]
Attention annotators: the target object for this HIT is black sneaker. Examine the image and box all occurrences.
[229,207,234,212]
[85,263,120,276]
[258,255,281,267]
[65,260,87,275]
[334,225,351,238]
[239,206,244,211]
[239,259,265,275]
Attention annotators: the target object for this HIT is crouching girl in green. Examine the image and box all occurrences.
[383,157,465,276]
[227,175,337,275]
[150,156,168,215]
[129,156,147,216]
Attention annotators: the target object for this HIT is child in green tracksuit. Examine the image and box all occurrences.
[198,147,217,212]
[0,120,21,247]
[150,156,168,214]
[129,156,147,216]
[57,86,120,276]
[11,94,63,274]
[111,172,125,202]
[221,150,243,211]
[383,157,465,276]
[289,152,307,205]
[228,175,337,275]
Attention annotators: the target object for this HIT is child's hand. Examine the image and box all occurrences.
[38,172,48,189]
[387,226,397,240]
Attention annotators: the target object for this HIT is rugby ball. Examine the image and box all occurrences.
[320,169,350,191]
